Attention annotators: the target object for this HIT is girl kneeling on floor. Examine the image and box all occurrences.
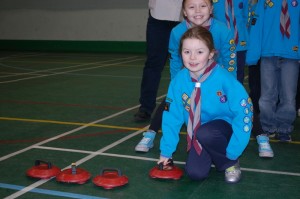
[158,26,253,184]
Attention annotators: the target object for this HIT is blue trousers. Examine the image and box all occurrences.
[259,57,299,134]
[138,13,179,115]
[185,120,237,180]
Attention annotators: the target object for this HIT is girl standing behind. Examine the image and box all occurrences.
[169,0,237,80]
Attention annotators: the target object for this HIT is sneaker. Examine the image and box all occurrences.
[276,133,292,142]
[225,162,241,184]
[135,130,156,152]
[257,135,274,158]
[134,109,151,122]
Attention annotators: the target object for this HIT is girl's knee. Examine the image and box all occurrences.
[185,167,209,181]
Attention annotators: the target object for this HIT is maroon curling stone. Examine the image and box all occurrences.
[149,159,183,180]
[93,168,129,189]
[56,163,91,184]
[26,160,61,179]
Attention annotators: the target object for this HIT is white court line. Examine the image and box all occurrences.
[0,94,167,161]
[0,56,140,78]
[2,94,166,198]
[33,145,300,177]
[0,103,142,162]
[34,145,179,163]
[0,52,45,61]
[3,93,300,198]
[4,127,149,199]
[0,58,143,84]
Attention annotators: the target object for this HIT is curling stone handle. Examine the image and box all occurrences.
[168,159,174,166]
[100,168,122,176]
[158,158,174,170]
[158,162,164,170]
[71,163,77,174]
[35,160,52,169]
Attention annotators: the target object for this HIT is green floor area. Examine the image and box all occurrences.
[0,51,299,199]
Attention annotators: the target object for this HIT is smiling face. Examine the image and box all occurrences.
[181,38,214,77]
[182,0,213,27]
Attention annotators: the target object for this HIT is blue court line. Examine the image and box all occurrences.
[0,183,108,199]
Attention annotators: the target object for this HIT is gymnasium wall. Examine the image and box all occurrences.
[0,0,149,53]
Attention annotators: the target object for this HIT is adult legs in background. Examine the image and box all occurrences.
[134,13,179,122]
[149,99,165,132]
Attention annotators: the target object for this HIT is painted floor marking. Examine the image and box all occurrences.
[0,52,45,61]
[1,115,300,145]
[0,183,106,199]
[0,104,141,162]
[0,56,140,78]
[4,127,148,199]
[0,58,143,84]
[0,95,166,162]
[0,117,141,131]
[1,95,168,198]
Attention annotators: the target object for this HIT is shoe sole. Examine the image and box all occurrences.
[135,145,153,152]
[259,152,274,158]
[135,148,149,152]
[225,178,241,184]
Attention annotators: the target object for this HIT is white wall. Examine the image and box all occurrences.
[0,0,149,41]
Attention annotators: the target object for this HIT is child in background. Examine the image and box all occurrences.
[158,26,252,183]
[135,0,237,152]
[245,0,261,140]
[212,0,249,83]
[246,0,300,157]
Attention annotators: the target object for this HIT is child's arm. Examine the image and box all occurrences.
[160,78,185,158]
[219,27,237,77]
[223,75,252,160]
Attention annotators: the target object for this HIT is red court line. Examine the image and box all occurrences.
[0,99,125,110]
[0,129,130,144]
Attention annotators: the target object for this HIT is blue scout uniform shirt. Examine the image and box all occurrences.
[246,0,300,65]
[160,64,253,160]
[169,19,237,80]
[246,0,258,32]
[212,0,249,52]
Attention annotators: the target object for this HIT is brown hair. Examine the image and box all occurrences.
[182,0,213,9]
[179,26,215,55]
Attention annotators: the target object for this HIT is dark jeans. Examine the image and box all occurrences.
[237,50,246,84]
[296,68,300,110]
[248,60,261,113]
[185,120,237,180]
[248,60,263,136]
[138,13,179,115]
